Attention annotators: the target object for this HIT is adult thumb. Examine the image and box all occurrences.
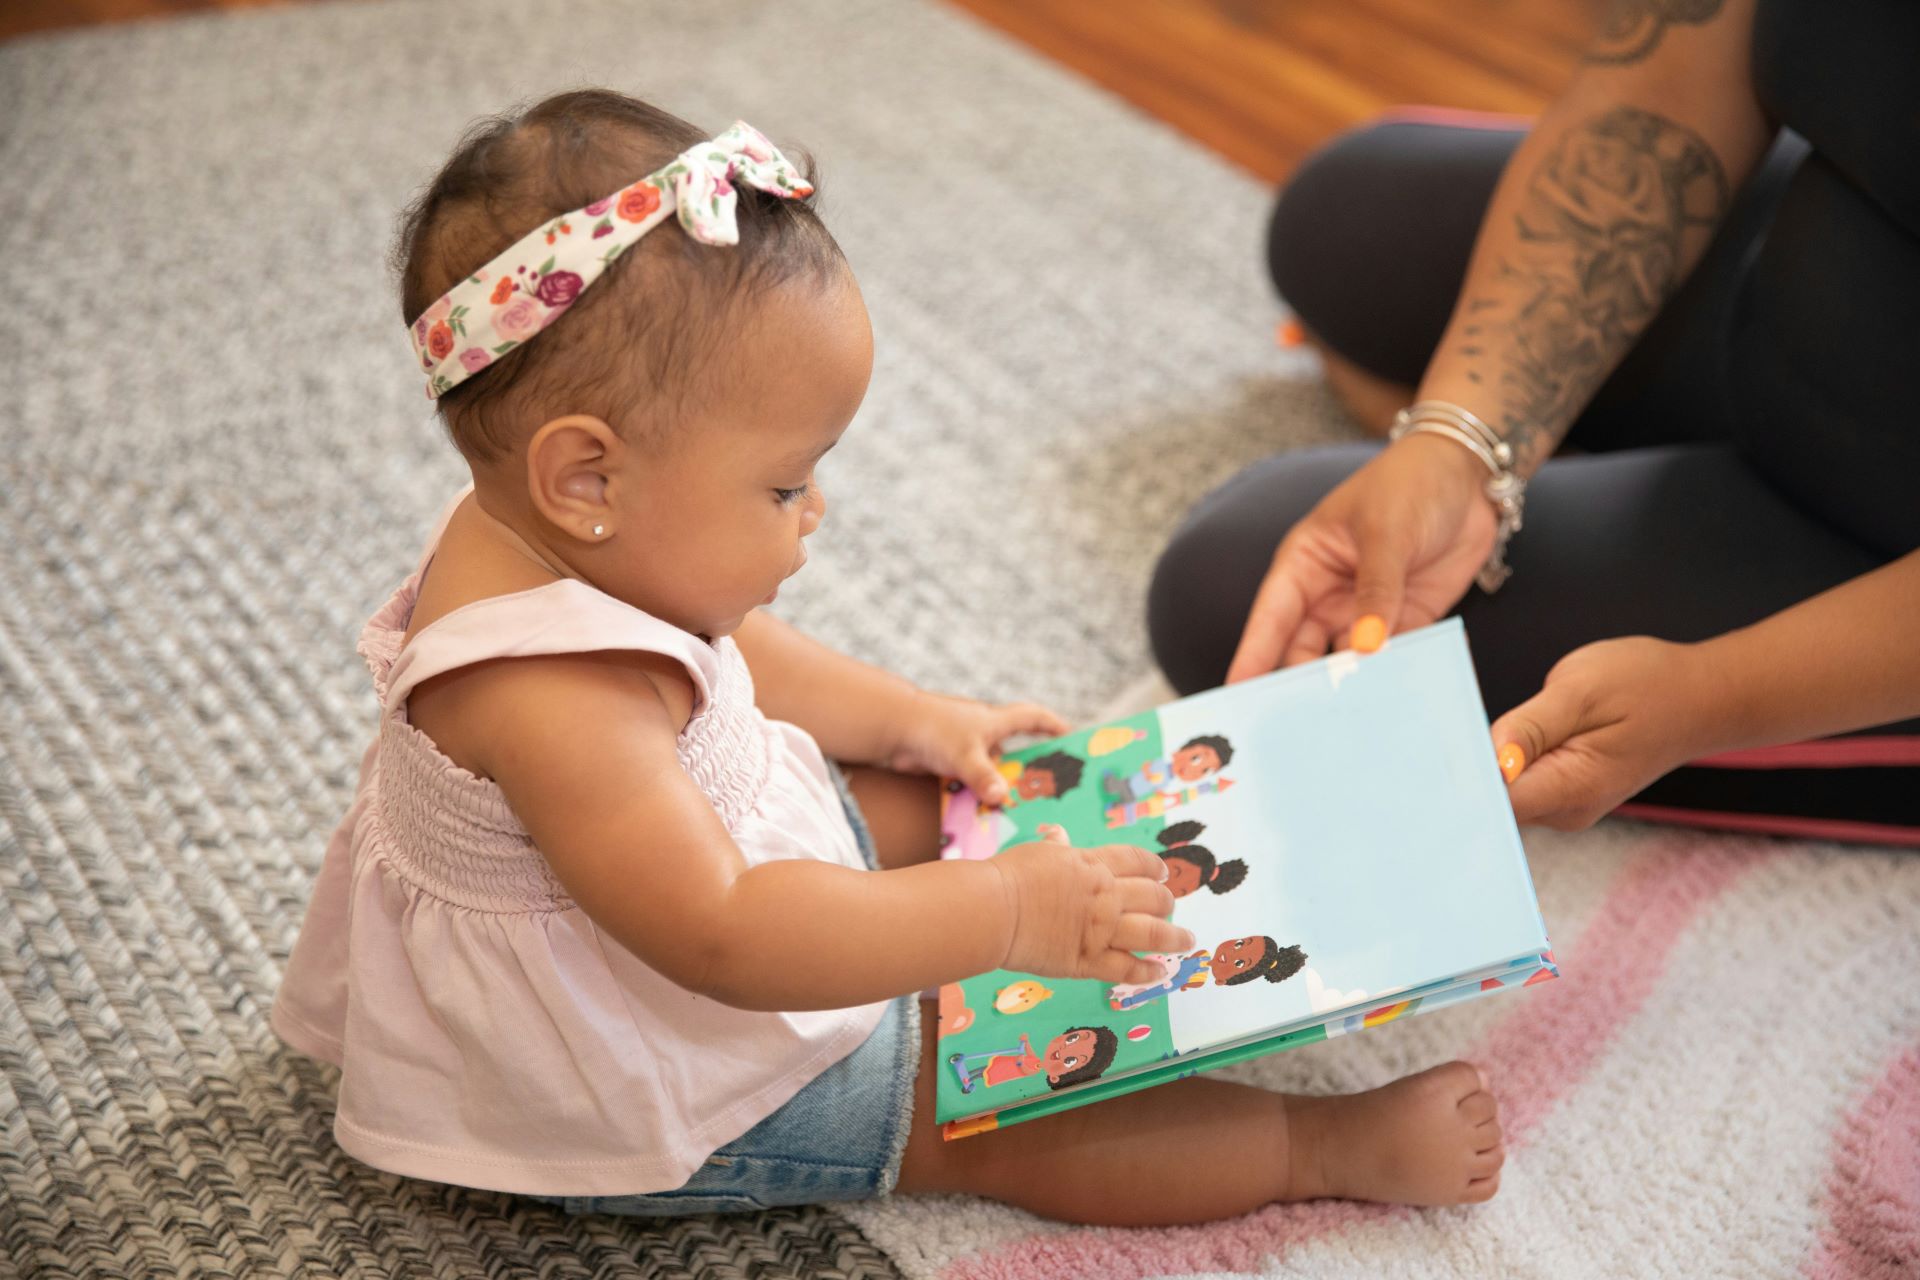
[1488,681,1587,820]
[1348,536,1408,653]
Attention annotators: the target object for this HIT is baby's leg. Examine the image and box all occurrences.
[895,1014,1502,1225]
[840,766,944,869]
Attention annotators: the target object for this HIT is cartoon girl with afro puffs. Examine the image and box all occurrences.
[1107,935,1306,1010]
[1210,935,1306,986]
[1155,821,1248,898]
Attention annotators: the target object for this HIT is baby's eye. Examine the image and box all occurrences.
[1062,1056,1079,1069]
[774,483,811,505]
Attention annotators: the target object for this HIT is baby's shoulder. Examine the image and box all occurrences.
[409,645,694,785]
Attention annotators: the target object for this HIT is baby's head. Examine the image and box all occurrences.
[397,90,870,638]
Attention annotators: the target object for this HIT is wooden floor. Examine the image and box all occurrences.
[3,0,1599,182]
[948,0,1597,180]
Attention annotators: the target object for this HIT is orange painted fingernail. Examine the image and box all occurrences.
[1498,743,1526,783]
[1351,614,1387,654]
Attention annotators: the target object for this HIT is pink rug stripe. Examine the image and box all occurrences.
[936,841,1768,1280]
[1471,841,1762,1140]
[1803,1039,1920,1279]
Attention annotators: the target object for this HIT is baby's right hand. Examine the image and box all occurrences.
[990,840,1191,986]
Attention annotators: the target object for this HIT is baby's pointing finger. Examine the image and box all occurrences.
[1113,914,1194,955]
[1093,952,1166,987]
[1091,843,1169,883]
[1116,876,1176,921]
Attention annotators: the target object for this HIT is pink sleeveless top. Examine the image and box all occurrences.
[270,499,888,1196]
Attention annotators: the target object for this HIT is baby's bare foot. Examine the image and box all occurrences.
[1289,1061,1505,1206]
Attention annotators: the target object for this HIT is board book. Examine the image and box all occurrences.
[933,618,1555,1139]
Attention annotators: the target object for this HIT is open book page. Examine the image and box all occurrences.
[934,620,1553,1130]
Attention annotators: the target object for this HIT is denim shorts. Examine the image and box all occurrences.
[536,764,922,1218]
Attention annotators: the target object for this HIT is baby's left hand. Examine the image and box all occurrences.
[885,692,1069,806]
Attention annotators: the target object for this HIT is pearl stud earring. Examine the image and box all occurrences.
[592,524,605,537]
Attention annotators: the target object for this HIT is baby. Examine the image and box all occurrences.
[271,89,1504,1227]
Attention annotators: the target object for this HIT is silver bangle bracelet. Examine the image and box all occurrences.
[1389,401,1527,593]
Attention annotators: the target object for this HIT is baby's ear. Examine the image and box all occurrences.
[526,414,618,544]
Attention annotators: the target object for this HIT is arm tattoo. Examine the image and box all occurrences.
[1587,0,1725,65]
[1455,107,1728,470]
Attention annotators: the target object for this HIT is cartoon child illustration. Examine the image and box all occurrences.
[1155,821,1248,898]
[999,749,1085,806]
[1108,949,1212,1010]
[1108,935,1306,1009]
[1102,734,1234,802]
[947,1026,1118,1094]
[1210,935,1307,986]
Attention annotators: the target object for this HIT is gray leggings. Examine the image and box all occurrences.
[1148,119,1920,839]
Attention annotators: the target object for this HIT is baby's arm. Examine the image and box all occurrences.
[730,611,919,762]
[466,651,1186,1012]
[733,612,1067,802]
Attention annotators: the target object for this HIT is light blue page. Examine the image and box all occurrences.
[1136,620,1549,1055]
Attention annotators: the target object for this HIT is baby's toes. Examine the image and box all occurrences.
[1465,1169,1502,1203]
[1421,1059,1489,1108]
[1458,1088,1498,1128]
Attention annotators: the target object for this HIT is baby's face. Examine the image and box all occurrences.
[605,270,873,638]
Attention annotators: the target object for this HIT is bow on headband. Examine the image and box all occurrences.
[409,120,813,398]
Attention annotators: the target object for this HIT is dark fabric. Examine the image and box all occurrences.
[1752,0,1920,240]
[1160,109,1920,833]
[1730,150,1920,556]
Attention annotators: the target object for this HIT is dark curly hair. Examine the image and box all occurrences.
[1046,1026,1119,1089]
[1025,750,1085,797]
[1156,822,1248,895]
[395,89,844,463]
[1179,734,1234,769]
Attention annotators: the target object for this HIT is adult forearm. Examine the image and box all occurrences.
[1692,551,1920,755]
[1416,3,1772,472]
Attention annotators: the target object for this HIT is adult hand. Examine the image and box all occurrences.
[1490,636,1731,830]
[1226,434,1498,682]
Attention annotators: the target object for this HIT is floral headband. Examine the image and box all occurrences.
[408,120,813,398]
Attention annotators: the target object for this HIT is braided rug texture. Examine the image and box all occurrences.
[0,1,1329,1276]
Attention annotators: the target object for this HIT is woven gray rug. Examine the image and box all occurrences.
[0,1,1342,1275]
